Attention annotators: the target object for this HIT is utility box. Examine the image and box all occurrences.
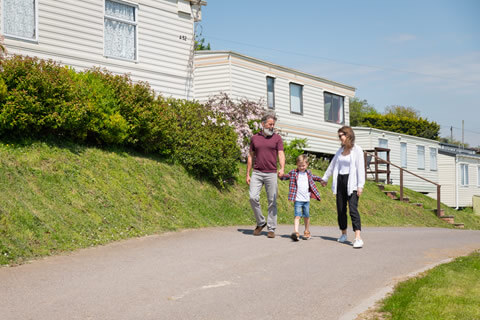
[473,195,480,215]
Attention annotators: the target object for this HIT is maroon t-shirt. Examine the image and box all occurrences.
[249,133,284,173]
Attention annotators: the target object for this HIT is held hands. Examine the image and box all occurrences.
[357,187,363,197]
[278,169,284,178]
[320,180,327,187]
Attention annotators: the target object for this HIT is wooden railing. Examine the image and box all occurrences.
[364,148,442,216]
[364,148,391,184]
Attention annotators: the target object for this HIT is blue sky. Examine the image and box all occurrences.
[198,0,480,147]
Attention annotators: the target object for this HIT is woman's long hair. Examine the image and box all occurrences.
[338,126,355,152]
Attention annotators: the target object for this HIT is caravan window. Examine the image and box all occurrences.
[417,146,425,169]
[460,164,469,186]
[401,142,407,168]
[290,83,303,114]
[266,77,275,109]
[3,0,37,41]
[104,0,138,61]
[324,92,344,124]
[430,148,437,171]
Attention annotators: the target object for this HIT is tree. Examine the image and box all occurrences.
[384,105,421,119]
[438,137,470,148]
[349,97,378,126]
[195,37,211,51]
[194,23,210,51]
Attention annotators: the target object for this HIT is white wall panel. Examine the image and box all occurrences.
[457,156,480,207]
[438,153,456,207]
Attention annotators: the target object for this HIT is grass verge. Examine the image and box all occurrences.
[372,250,480,320]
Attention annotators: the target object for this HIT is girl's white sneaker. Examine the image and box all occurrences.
[353,239,364,248]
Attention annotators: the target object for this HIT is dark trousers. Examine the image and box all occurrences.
[336,174,361,231]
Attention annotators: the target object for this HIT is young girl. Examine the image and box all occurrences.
[321,126,365,248]
[280,155,323,241]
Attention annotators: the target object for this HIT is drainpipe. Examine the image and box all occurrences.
[455,155,459,210]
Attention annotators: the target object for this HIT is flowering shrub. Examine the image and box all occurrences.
[204,93,265,160]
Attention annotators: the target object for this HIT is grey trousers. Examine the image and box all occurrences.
[249,170,278,232]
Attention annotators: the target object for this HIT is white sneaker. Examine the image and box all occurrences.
[353,238,364,248]
[337,234,347,243]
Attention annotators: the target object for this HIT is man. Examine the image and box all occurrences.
[246,112,285,238]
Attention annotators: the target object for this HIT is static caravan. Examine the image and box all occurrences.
[0,0,206,99]
[438,144,480,208]
[354,127,440,197]
[194,51,356,155]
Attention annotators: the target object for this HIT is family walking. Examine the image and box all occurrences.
[246,113,365,248]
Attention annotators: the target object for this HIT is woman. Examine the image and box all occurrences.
[321,126,365,248]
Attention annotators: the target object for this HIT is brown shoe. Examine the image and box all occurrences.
[290,232,300,241]
[303,231,311,240]
[253,223,267,236]
[267,231,275,238]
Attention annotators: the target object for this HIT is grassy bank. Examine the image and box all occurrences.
[1,139,480,265]
[376,251,480,319]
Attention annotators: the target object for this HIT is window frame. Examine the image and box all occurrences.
[417,145,425,170]
[289,82,303,115]
[266,76,275,110]
[429,147,437,171]
[400,142,407,168]
[103,0,139,62]
[2,0,39,43]
[323,92,345,124]
[460,163,469,187]
[477,166,480,187]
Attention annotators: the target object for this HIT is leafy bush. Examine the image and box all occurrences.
[0,56,83,138]
[165,98,239,187]
[0,55,239,186]
[283,138,330,171]
[284,138,308,164]
[305,154,330,171]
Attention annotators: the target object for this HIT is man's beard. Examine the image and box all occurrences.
[264,128,274,136]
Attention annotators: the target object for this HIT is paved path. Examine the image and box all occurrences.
[1,226,480,320]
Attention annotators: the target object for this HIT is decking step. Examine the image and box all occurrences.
[382,190,397,199]
[440,215,455,224]
[434,209,445,217]
[377,184,385,191]
[454,223,465,229]
[411,203,423,208]
[394,197,410,203]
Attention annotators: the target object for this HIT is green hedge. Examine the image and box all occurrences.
[362,114,440,140]
[0,55,239,186]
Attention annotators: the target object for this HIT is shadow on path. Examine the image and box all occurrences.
[237,228,299,241]
[319,235,353,246]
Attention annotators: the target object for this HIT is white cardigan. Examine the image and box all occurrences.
[322,144,365,195]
